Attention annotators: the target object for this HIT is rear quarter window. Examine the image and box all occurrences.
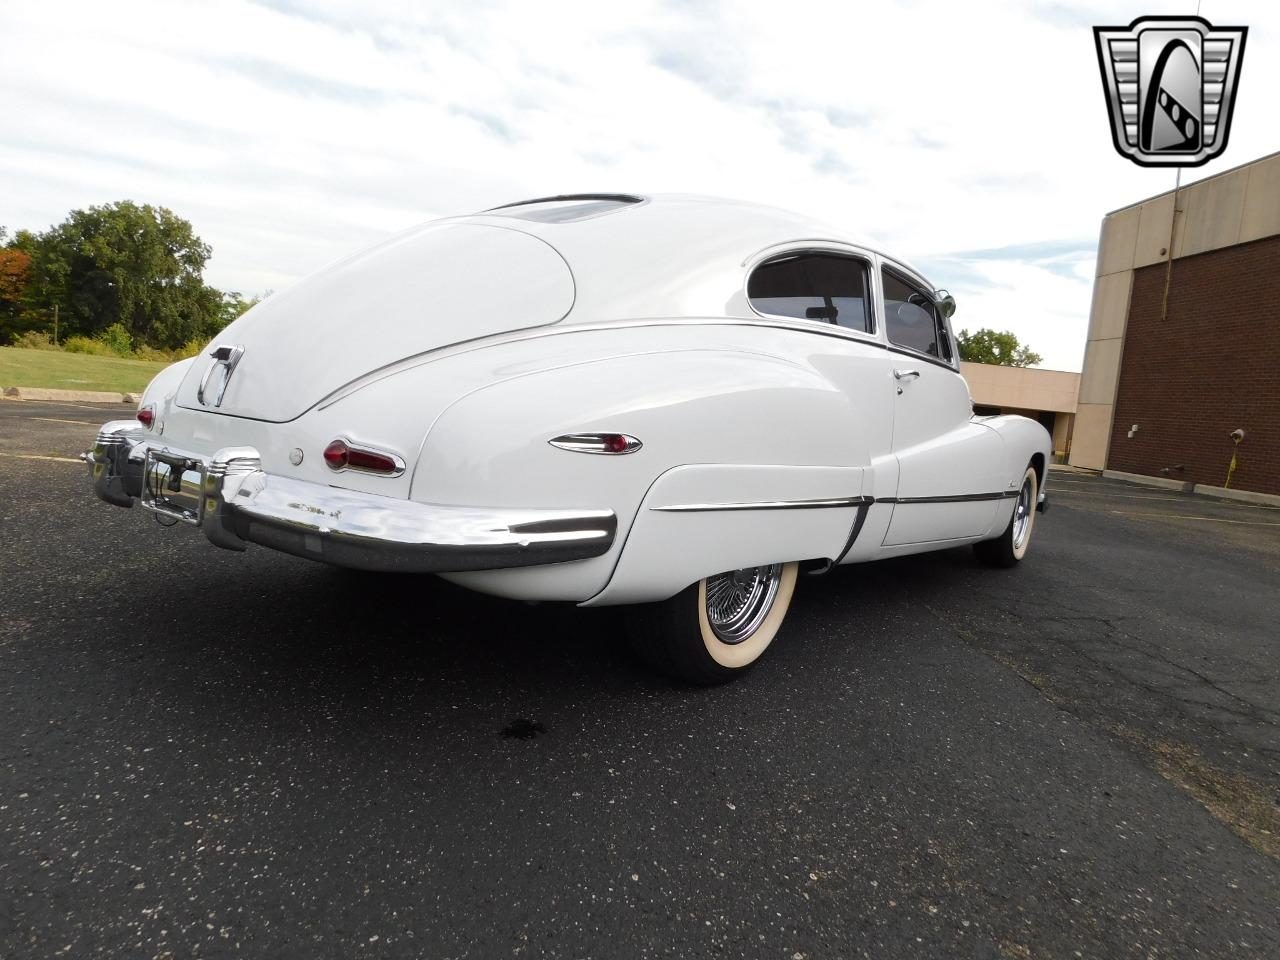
[747,252,872,334]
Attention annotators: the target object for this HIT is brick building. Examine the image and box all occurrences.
[1070,150,1280,498]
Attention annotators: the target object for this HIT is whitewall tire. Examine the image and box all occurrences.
[974,466,1038,568]
[627,561,799,684]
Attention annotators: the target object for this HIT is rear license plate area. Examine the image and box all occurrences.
[141,449,206,525]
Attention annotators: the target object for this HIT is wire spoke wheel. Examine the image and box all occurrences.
[625,561,798,684]
[703,563,784,644]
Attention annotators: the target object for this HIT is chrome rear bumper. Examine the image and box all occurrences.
[85,421,617,572]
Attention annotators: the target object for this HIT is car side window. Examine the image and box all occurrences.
[747,252,872,334]
[882,268,951,361]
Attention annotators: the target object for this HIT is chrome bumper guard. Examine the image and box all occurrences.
[85,421,617,572]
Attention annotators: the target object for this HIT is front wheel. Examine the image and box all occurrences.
[626,561,799,684]
[974,466,1038,568]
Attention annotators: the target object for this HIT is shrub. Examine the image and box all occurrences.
[11,330,59,351]
[175,338,207,359]
[10,326,205,362]
[132,344,175,361]
[98,323,133,357]
[63,335,117,356]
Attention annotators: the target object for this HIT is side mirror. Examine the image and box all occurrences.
[935,289,957,320]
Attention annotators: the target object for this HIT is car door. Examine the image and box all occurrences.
[878,261,1007,545]
[745,245,897,500]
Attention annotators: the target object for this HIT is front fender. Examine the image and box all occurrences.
[981,414,1053,489]
[979,414,1053,534]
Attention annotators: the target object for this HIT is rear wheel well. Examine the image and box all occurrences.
[1030,452,1045,489]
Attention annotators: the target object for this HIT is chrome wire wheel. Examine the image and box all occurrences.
[704,563,784,644]
[1012,478,1034,550]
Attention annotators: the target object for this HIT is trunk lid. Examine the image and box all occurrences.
[176,222,574,422]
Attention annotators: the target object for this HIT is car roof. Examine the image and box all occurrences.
[442,193,936,323]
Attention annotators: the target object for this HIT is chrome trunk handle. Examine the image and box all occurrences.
[197,344,245,407]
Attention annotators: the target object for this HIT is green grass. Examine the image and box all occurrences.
[0,346,170,394]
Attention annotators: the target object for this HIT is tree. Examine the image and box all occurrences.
[18,201,224,349]
[0,248,31,308]
[0,247,32,341]
[956,328,1043,367]
[218,289,269,330]
[0,247,32,303]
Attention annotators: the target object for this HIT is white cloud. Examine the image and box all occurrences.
[1,0,1275,370]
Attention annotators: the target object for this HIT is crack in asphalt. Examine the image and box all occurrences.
[981,592,1280,731]
[923,601,1280,861]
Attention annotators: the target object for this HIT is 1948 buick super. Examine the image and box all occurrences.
[85,194,1051,683]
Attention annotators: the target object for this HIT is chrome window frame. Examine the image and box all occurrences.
[876,256,960,372]
[742,241,881,344]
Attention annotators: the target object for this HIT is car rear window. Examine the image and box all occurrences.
[485,194,644,224]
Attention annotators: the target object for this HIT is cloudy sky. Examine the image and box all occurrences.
[2,0,1275,370]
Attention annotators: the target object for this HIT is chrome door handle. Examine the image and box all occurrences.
[893,368,920,380]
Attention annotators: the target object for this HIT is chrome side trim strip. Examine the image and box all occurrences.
[831,502,873,566]
[877,491,1020,505]
[651,495,873,513]
[315,315,908,413]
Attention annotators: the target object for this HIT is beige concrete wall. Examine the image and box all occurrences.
[958,363,1077,459]
[1069,150,1280,471]
[1071,403,1114,469]
[959,362,1079,414]
[990,405,1072,459]
[1051,413,1072,457]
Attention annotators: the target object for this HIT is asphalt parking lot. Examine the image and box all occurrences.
[2,400,1278,959]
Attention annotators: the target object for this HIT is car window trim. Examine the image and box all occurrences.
[879,261,958,370]
[886,343,962,373]
[745,247,877,338]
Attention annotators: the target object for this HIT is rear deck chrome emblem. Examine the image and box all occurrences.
[1094,16,1247,167]
[196,344,245,407]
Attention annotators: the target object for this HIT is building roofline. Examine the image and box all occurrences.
[959,361,1082,376]
[1104,148,1280,218]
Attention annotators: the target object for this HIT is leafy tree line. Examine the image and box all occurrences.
[956,327,1043,367]
[0,201,262,354]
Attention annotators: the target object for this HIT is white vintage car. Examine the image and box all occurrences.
[86,194,1051,683]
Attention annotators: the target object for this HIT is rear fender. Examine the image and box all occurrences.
[419,348,865,602]
[581,462,865,606]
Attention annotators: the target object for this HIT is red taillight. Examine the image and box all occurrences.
[323,439,349,468]
[548,433,642,455]
[347,448,398,473]
[137,405,155,428]
[323,439,400,475]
